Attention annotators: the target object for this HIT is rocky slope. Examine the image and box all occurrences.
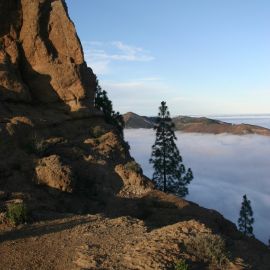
[1,192,270,270]
[124,112,270,136]
[0,0,152,212]
[0,1,270,269]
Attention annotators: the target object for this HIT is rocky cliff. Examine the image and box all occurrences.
[0,0,96,109]
[0,0,152,213]
[0,1,270,270]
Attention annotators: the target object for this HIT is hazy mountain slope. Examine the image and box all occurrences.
[123,112,270,136]
[123,112,155,129]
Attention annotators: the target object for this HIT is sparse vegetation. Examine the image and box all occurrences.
[91,126,105,138]
[94,79,124,136]
[186,234,230,269]
[174,259,189,270]
[124,161,142,174]
[7,203,28,225]
[23,133,47,155]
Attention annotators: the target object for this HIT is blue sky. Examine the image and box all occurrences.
[66,0,270,116]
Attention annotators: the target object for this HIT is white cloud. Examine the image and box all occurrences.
[82,41,154,75]
[102,78,163,90]
[111,41,154,62]
[124,129,270,244]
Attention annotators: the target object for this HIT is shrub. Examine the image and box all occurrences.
[94,80,124,137]
[175,259,188,270]
[186,234,230,269]
[34,138,47,154]
[7,203,28,225]
[124,161,142,174]
[91,126,105,138]
[23,133,47,155]
[125,141,130,151]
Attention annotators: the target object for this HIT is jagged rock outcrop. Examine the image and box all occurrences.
[35,154,75,192]
[0,0,95,110]
[0,0,152,212]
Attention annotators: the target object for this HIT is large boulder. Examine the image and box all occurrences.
[35,155,75,192]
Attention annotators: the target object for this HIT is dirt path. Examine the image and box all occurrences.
[0,212,267,270]
[0,214,90,270]
[0,214,148,270]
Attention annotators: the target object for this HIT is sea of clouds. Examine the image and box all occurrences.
[124,128,270,244]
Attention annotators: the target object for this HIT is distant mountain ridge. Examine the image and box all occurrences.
[123,112,155,129]
[123,112,270,136]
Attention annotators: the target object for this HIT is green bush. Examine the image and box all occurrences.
[186,234,230,269]
[33,139,47,154]
[23,133,47,155]
[94,81,124,137]
[124,161,142,174]
[175,259,188,270]
[7,203,28,225]
[91,126,105,138]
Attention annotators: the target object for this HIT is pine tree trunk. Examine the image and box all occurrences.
[163,158,166,192]
[163,129,166,192]
[244,211,247,235]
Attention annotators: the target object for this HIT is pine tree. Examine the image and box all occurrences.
[238,194,254,237]
[94,80,124,136]
[149,101,193,197]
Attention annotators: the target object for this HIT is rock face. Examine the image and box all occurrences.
[0,0,95,110]
[35,155,75,192]
[0,0,152,211]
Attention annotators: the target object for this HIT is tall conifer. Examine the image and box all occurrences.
[149,101,193,197]
[238,194,254,237]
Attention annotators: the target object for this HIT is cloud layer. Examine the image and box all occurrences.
[125,129,270,244]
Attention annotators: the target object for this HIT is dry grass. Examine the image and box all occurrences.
[185,233,230,269]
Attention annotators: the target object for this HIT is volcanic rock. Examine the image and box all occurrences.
[0,0,95,110]
[0,0,152,209]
